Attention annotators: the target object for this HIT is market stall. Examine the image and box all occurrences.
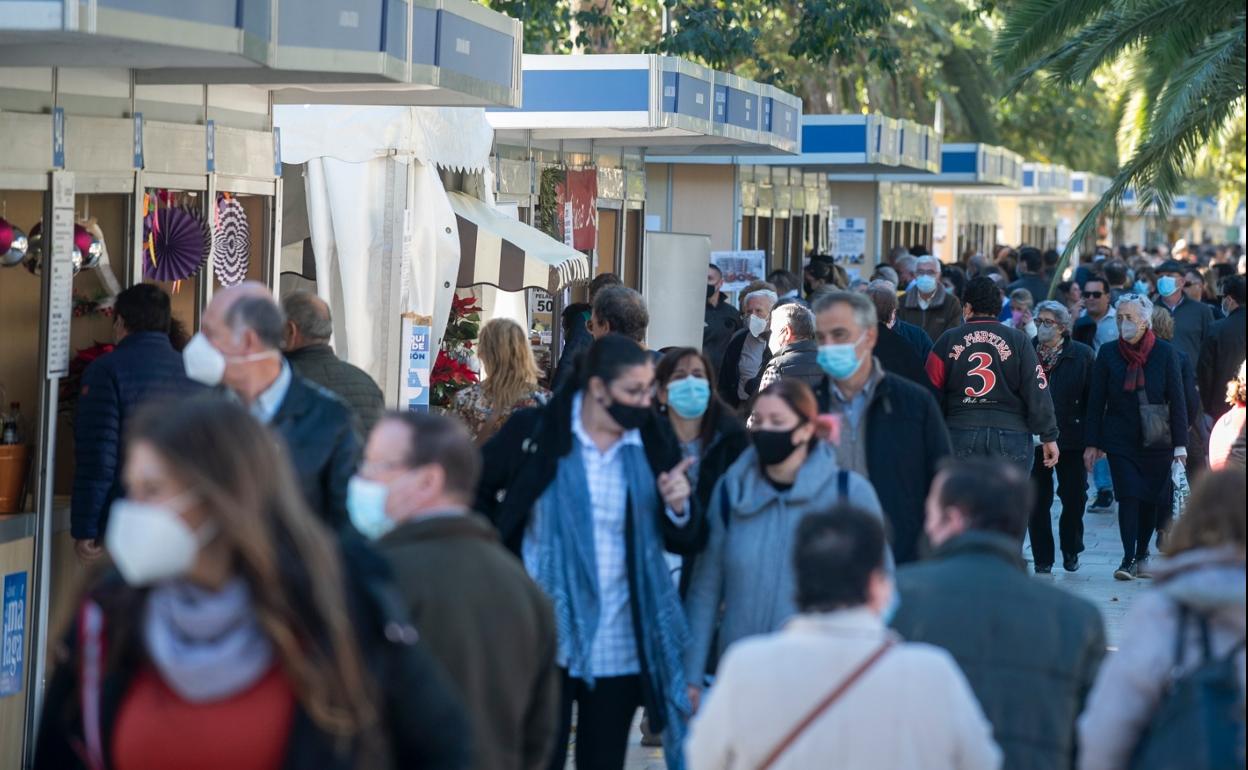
[651,113,941,276]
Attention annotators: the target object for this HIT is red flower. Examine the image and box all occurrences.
[451,294,482,315]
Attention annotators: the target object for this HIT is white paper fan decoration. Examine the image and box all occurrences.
[212,195,250,286]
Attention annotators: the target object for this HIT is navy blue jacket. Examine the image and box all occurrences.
[1085,337,1188,458]
[816,371,952,564]
[71,332,203,540]
[894,319,934,362]
[271,374,361,530]
[1034,336,1095,452]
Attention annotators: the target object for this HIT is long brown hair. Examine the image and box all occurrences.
[125,398,378,739]
[479,318,541,410]
[1164,468,1246,556]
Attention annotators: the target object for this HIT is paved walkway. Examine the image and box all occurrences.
[605,482,1150,769]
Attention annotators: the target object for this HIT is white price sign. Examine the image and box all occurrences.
[47,172,76,380]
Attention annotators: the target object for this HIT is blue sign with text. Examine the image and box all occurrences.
[1,571,26,697]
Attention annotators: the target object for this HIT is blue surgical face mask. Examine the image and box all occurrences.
[1134,280,1152,295]
[1157,276,1179,297]
[817,334,866,381]
[666,376,711,419]
[914,274,938,294]
[347,476,395,540]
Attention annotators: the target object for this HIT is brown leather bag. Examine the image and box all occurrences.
[755,638,897,770]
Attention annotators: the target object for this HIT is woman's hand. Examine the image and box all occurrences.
[686,685,702,715]
[659,457,697,513]
[1084,447,1105,473]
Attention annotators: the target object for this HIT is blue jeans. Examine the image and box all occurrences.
[1093,457,1113,493]
[949,427,1035,474]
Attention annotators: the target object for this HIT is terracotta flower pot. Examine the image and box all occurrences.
[0,444,31,514]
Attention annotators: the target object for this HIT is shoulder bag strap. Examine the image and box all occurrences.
[756,638,896,770]
[837,469,850,501]
[78,600,107,770]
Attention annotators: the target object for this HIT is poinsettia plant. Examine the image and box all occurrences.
[59,342,116,410]
[430,294,482,408]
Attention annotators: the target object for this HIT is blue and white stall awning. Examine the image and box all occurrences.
[653,113,940,173]
[486,54,801,155]
[886,143,1023,188]
[0,0,522,107]
[1018,162,1072,199]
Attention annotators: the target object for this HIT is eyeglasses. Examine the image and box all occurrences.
[1036,318,1061,328]
[1084,291,1105,299]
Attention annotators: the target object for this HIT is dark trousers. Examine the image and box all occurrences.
[1028,447,1087,566]
[949,427,1035,474]
[547,672,642,770]
[1117,496,1159,563]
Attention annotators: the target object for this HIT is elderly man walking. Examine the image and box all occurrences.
[189,282,360,528]
[282,290,385,436]
[899,255,964,341]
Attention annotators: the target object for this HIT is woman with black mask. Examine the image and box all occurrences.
[476,333,700,770]
[681,379,884,714]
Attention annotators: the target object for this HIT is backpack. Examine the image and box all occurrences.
[1130,605,1247,770]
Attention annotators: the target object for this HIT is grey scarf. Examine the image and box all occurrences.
[143,578,274,702]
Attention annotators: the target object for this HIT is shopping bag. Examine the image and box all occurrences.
[1171,461,1190,524]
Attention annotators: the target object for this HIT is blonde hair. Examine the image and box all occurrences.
[479,318,541,410]
[1150,305,1175,340]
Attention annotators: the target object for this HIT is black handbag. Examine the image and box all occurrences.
[1130,606,1247,770]
[1138,390,1172,449]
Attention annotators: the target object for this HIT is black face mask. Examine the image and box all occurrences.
[751,427,802,465]
[706,284,717,299]
[803,281,814,296]
[604,398,651,432]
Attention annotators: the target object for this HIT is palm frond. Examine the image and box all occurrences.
[992,0,1108,77]
[1060,0,1190,85]
[1149,22,1246,140]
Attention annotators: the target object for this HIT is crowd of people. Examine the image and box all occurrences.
[39,236,1245,770]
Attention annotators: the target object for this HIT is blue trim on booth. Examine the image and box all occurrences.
[942,149,977,174]
[507,69,650,112]
[802,123,867,154]
[437,10,514,88]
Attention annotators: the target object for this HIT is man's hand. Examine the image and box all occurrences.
[1042,442,1060,468]
[75,538,105,563]
[658,457,697,514]
[686,685,702,715]
[1084,447,1105,473]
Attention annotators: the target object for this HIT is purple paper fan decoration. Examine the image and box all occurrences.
[212,196,250,286]
[144,206,210,282]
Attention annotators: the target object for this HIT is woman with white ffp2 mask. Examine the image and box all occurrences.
[36,398,472,770]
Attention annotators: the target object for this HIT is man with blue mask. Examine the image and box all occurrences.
[353,411,559,770]
[1155,259,1215,368]
[898,255,964,342]
[812,291,951,564]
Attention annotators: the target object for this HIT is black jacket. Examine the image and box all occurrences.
[816,371,951,564]
[1008,273,1052,304]
[873,322,933,393]
[703,295,742,377]
[1035,336,1095,452]
[1086,337,1188,458]
[758,338,823,393]
[271,374,361,529]
[473,385,701,734]
[378,514,558,770]
[35,540,472,770]
[716,328,772,409]
[71,332,204,540]
[286,344,384,437]
[894,318,933,362]
[891,532,1106,770]
[552,319,594,393]
[926,318,1059,442]
[1199,306,1246,419]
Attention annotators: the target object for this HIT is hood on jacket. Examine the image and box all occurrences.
[1155,545,1246,636]
[722,440,843,518]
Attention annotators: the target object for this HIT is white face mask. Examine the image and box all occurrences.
[105,495,217,586]
[748,314,768,338]
[767,327,788,355]
[182,332,279,386]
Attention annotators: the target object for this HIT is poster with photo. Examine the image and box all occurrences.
[710,250,767,296]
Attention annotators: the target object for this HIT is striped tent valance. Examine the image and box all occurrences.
[449,192,590,294]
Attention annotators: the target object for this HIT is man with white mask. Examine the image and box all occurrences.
[186,282,359,528]
[716,287,778,409]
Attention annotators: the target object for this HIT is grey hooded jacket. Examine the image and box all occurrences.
[683,441,883,685]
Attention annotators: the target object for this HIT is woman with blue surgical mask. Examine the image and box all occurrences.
[35,398,472,770]
[655,348,750,593]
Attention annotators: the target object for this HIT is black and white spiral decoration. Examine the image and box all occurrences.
[212,195,250,286]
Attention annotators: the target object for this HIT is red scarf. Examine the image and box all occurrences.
[1118,329,1156,392]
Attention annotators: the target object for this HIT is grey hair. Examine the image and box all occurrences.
[1034,300,1071,328]
[225,295,286,351]
[873,265,900,285]
[916,255,941,272]
[895,255,918,274]
[771,302,816,341]
[281,290,333,342]
[1115,292,1155,325]
[812,290,878,330]
[743,289,779,309]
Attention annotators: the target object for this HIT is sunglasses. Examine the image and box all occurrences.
[1184,280,1202,288]
[1084,291,1105,299]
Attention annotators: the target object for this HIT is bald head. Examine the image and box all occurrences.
[202,282,285,354]
[281,290,333,351]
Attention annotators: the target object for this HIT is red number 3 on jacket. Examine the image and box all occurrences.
[964,352,997,398]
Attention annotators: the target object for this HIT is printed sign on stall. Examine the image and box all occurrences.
[834,218,867,259]
[1,571,26,698]
[710,250,767,296]
[399,314,433,413]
